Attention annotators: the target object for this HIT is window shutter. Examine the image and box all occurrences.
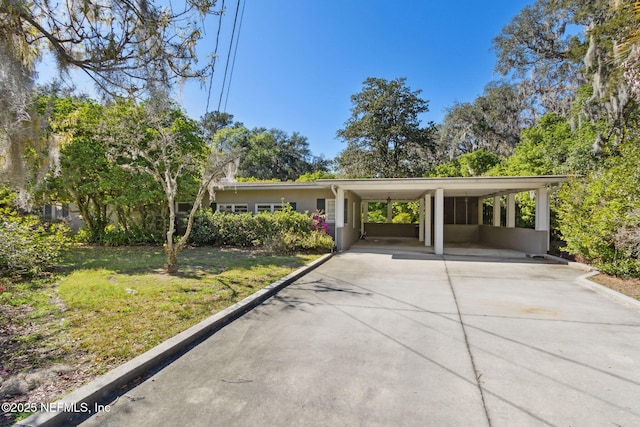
[344,198,348,224]
[316,199,325,212]
[290,202,297,211]
[210,202,217,211]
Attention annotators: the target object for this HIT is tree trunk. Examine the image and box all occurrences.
[166,246,179,274]
[165,191,178,273]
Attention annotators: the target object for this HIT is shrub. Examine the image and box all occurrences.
[74,224,163,246]
[189,205,334,254]
[0,208,70,277]
[101,224,164,246]
[557,142,640,278]
[264,230,335,255]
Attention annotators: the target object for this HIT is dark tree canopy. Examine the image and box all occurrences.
[0,0,221,201]
[0,0,219,97]
[336,77,436,178]
[437,82,527,161]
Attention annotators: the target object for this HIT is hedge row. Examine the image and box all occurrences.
[188,208,334,254]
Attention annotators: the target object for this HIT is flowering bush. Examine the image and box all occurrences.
[312,210,330,234]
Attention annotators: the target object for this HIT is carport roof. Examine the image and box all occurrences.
[218,176,571,201]
[318,175,571,200]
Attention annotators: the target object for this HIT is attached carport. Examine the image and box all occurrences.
[320,176,568,255]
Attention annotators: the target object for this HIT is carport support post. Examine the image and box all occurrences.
[535,187,550,232]
[506,193,516,228]
[336,187,344,251]
[434,188,444,255]
[418,198,425,242]
[424,194,432,247]
[361,202,368,236]
[493,196,501,227]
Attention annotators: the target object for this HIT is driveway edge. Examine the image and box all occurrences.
[576,271,640,311]
[17,252,333,427]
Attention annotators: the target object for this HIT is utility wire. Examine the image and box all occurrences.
[205,0,226,115]
[217,0,242,112]
[223,0,246,112]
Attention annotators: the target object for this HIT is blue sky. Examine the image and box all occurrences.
[38,1,534,160]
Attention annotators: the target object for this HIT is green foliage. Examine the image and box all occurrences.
[392,213,413,224]
[428,149,500,177]
[0,185,16,207]
[0,208,69,277]
[296,171,337,182]
[189,206,333,254]
[235,177,281,183]
[42,96,168,244]
[264,231,335,256]
[366,202,387,223]
[209,123,331,181]
[557,141,640,277]
[99,224,164,247]
[392,202,419,224]
[337,77,436,177]
[437,83,525,159]
[489,112,599,176]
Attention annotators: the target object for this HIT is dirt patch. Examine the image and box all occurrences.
[1,365,96,427]
[589,274,640,301]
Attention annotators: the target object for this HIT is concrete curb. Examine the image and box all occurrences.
[540,253,597,272]
[17,253,333,427]
[576,271,640,311]
[541,255,640,310]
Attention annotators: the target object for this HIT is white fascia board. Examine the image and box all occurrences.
[216,182,327,191]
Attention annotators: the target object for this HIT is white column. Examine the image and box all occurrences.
[506,193,516,228]
[336,188,345,228]
[418,198,425,242]
[434,188,444,255]
[361,202,367,236]
[424,194,432,247]
[535,187,549,231]
[493,195,501,227]
[336,188,344,251]
[387,200,393,223]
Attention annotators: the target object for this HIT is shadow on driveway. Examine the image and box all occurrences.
[79,251,640,427]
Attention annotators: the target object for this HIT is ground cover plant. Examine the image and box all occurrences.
[0,245,321,425]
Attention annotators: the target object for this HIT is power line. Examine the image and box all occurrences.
[223,0,246,112]
[205,0,226,115]
[217,0,243,112]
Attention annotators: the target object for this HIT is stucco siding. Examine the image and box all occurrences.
[444,225,480,243]
[479,225,548,254]
[364,223,419,238]
[338,191,362,251]
[211,188,335,215]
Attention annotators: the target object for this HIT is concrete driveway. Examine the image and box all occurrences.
[81,251,640,426]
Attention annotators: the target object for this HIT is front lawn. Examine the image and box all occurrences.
[0,246,320,425]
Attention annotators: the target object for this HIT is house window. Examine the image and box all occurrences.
[444,197,479,225]
[42,204,70,221]
[217,204,248,214]
[255,202,295,214]
[317,198,336,223]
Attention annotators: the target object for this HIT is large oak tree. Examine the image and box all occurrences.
[336,77,436,178]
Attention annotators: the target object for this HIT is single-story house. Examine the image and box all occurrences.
[204,176,569,255]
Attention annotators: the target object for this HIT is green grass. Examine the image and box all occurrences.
[1,245,320,377]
